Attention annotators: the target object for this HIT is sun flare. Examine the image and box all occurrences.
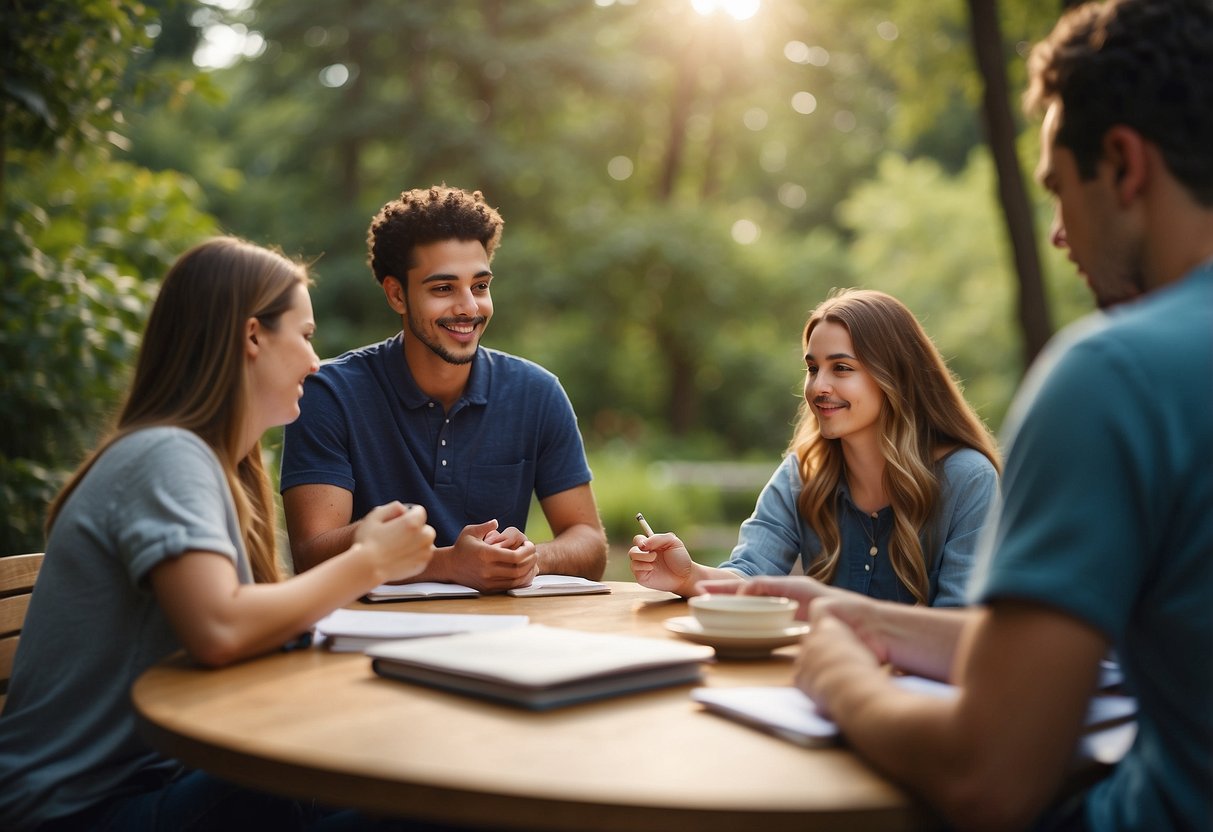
[690,0,760,22]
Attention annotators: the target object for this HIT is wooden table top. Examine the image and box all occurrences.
[132,581,938,831]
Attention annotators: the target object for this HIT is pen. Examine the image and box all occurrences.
[635,512,655,537]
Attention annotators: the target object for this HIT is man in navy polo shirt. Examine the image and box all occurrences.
[281,185,607,591]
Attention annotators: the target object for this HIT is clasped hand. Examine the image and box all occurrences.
[447,519,538,592]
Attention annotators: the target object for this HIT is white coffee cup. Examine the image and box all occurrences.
[688,594,799,633]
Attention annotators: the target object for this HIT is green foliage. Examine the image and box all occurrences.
[1,0,223,554]
[478,197,860,456]
[116,0,1071,459]
[0,148,218,554]
[4,0,1084,564]
[1,0,155,153]
[838,146,1095,432]
[806,0,1063,172]
[839,149,1020,426]
[527,449,770,579]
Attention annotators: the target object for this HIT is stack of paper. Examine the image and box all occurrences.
[368,624,713,710]
[314,608,529,652]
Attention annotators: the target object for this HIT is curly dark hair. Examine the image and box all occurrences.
[1024,0,1213,205]
[366,185,505,285]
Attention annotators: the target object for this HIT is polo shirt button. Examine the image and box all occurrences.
[441,440,446,446]
[428,402,435,408]
[441,460,447,467]
[864,564,870,572]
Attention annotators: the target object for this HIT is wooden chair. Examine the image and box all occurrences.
[0,553,43,712]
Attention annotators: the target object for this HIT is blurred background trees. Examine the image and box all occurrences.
[3,0,1093,559]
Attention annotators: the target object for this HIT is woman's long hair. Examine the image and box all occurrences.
[47,237,309,583]
[788,289,1001,604]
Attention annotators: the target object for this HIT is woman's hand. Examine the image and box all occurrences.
[355,502,436,585]
[628,532,698,596]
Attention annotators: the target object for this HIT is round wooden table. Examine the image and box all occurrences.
[132,582,938,831]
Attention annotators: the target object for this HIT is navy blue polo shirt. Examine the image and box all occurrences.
[280,334,592,547]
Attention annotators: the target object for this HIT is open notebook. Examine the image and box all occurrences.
[692,674,1137,752]
[363,574,609,602]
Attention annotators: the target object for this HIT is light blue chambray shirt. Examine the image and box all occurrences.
[718,448,999,606]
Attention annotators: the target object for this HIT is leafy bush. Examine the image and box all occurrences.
[0,149,217,554]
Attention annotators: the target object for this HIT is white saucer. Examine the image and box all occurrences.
[664,616,809,659]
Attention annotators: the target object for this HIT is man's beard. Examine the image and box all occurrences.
[406,307,481,365]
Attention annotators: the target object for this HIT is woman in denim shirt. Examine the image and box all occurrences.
[630,289,1001,606]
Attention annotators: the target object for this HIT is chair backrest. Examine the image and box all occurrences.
[0,553,44,712]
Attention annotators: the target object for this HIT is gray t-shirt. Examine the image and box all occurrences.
[0,427,249,829]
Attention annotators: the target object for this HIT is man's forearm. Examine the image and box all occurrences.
[536,523,608,579]
[291,523,359,573]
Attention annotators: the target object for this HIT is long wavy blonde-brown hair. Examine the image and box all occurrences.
[789,289,1001,604]
[47,237,309,583]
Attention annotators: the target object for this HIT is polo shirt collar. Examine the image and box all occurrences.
[388,332,491,410]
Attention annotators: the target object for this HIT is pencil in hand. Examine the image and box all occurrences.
[635,513,655,537]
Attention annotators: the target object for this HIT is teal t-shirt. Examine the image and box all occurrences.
[974,267,1213,830]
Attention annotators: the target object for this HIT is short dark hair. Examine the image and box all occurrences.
[1024,0,1213,205]
[366,185,505,285]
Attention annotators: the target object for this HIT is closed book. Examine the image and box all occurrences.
[368,624,714,710]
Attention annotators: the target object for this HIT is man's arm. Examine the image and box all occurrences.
[798,600,1109,832]
[535,483,607,579]
[283,483,359,573]
[285,484,538,589]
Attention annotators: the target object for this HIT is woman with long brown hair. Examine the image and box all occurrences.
[630,289,1000,607]
[0,237,435,830]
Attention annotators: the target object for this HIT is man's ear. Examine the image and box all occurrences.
[1103,126,1147,206]
[244,317,261,358]
[382,276,407,315]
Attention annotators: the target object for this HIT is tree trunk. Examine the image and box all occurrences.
[337,0,369,206]
[967,0,1053,371]
[657,329,697,436]
[657,53,695,202]
[655,40,699,434]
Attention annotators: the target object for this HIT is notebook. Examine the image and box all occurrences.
[693,675,1137,750]
[362,581,481,602]
[363,575,609,602]
[313,608,529,652]
[506,575,611,597]
[368,624,714,710]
